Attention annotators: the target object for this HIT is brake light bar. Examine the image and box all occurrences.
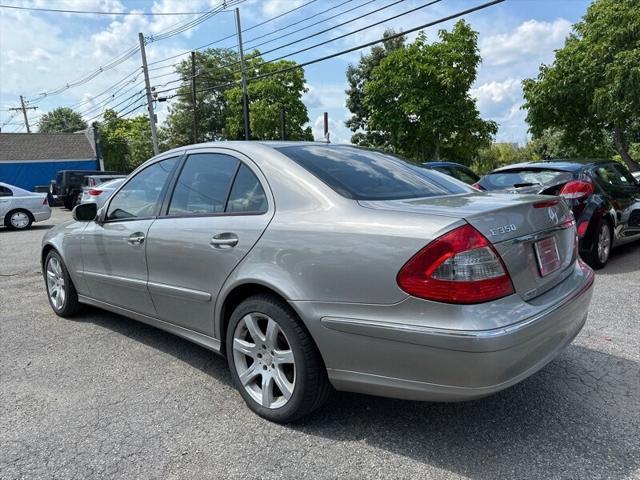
[559,180,594,201]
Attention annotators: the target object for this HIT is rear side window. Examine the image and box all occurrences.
[226,164,268,213]
[275,145,463,200]
[169,153,238,215]
[480,169,572,191]
[594,164,636,187]
[0,186,12,197]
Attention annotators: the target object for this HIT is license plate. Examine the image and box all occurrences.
[534,236,562,277]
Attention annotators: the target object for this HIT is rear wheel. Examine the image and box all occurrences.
[584,217,612,269]
[226,294,331,423]
[4,209,33,230]
[44,250,81,317]
[63,196,74,210]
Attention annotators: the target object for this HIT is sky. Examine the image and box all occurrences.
[0,0,593,145]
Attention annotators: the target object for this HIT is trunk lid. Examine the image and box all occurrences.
[359,192,577,301]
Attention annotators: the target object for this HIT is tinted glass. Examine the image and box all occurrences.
[276,145,461,200]
[226,164,268,213]
[168,153,238,215]
[594,164,636,187]
[480,169,572,190]
[107,157,178,220]
[434,166,479,184]
[0,186,12,197]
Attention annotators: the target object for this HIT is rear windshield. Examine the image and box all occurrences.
[275,145,468,200]
[480,169,572,190]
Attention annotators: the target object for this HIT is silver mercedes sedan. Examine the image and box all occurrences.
[41,142,594,422]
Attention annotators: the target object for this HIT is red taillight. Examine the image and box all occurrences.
[397,224,515,304]
[559,180,594,201]
[88,189,103,196]
[472,182,485,191]
[533,199,560,208]
[42,197,48,205]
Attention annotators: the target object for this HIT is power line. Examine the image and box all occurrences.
[147,0,319,68]
[158,0,504,101]
[23,0,242,103]
[0,3,205,15]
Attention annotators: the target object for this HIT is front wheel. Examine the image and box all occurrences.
[583,217,612,269]
[5,209,33,230]
[44,250,81,317]
[226,294,331,423]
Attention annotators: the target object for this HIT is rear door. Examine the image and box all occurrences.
[0,185,13,218]
[81,156,180,315]
[145,150,273,336]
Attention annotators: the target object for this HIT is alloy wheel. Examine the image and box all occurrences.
[232,312,296,409]
[10,211,29,229]
[597,224,611,264]
[46,256,66,310]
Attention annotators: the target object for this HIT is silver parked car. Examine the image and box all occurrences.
[1,182,51,230]
[80,178,126,210]
[41,142,595,422]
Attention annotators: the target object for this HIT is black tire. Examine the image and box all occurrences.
[226,294,331,423]
[63,196,74,210]
[4,209,33,230]
[583,217,612,269]
[43,250,82,317]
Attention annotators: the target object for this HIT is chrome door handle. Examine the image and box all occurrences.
[210,233,238,248]
[128,232,145,245]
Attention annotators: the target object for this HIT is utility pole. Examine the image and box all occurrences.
[235,7,250,140]
[323,112,330,142]
[191,51,198,144]
[8,96,37,133]
[138,32,159,155]
[280,107,286,140]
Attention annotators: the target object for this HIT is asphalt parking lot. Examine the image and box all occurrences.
[1,207,639,480]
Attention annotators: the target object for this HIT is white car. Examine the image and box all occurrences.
[0,182,51,230]
[79,178,125,210]
[633,171,640,181]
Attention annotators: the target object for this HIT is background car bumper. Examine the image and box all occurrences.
[33,208,51,222]
[295,261,594,401]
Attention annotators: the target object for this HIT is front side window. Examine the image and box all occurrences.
[275,145,462,200]
[107,157,178,221]
[168,153,238,215]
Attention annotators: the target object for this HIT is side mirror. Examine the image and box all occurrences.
[72,202,97,222]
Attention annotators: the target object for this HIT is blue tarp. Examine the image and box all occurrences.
[0,159,99,191]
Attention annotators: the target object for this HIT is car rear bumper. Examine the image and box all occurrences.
[297,260,594,402]
[33,208,51,222]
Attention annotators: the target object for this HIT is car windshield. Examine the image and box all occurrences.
[275,145,468,200]
[480,169,572,190]
[99,178,125,189]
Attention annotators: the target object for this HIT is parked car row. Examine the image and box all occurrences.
[49,170,122,210]
[42,142,596,423]
[421,159,640,268]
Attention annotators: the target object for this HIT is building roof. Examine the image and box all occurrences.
[0,131,96,162]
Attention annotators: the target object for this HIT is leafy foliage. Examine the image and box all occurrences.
[224,54,312,140]
[522,0,640,170]
[38,107,87,133]
[96,109,154,172]
[345,30,406,147]
[161,48,239,148]
[360,22,497,163]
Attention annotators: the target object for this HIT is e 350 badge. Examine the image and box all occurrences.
[489,224,518,236]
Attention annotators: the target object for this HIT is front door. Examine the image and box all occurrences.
[81,156,180,316]
[145,151,273,335]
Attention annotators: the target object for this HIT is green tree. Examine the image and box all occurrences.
[161,48,239,148]
[363,22,497,163]
[96,109,154,172]
[472,142,523,174]
[345,30,405,147]
[522,0,640,171]
[224,54,312,140]
[38,107,87,133]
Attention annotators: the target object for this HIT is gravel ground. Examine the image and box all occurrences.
[1,207,639,480]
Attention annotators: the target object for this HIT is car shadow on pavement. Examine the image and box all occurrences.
[76,308,234,388]
[293,345,639,480]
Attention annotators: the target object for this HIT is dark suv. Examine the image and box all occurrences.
[51,170,121,209]
[477,159,640,268]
